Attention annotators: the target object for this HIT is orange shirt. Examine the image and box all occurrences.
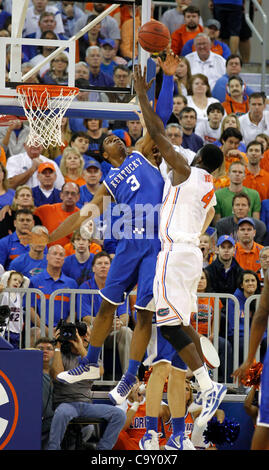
[171,24,203,56]
[34,203,80,247]
[0,146,6,166]
[243,167,269,201]
[213,152,248,190]
[190,297,222,336]
[260,149,269,173]
[64,175,86,187]
[222,97,249,116]
[234,241,263,272]
[63,241,102,256]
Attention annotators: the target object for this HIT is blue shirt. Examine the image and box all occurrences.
[77,276,131,319]
[62,254,95,286]
[29,270,77,326]
[0,189,15,210]
[9,252,47,278]
[32,186,62,207]
[90,71,114,88]
[77,185,94,209]
[182,133,203,153]
[103,151,164,239]
[181,39,231,60]
[212,73,254,102]
[0,231,30,270]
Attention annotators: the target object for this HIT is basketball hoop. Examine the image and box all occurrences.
[16,84,79,148]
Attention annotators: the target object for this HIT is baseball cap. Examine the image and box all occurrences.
[217,235,235,247]
[100,38,115,48]
[84,159,101,170]
[237,217,255,228]
[38,162,55,173]
[205,19,221,29]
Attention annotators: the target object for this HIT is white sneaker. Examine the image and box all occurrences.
[57,362,100,384]
[139,430,160,450]
[183,436,196,450]
[197,382,227,427]
[109,373,136,405]
[188,391,202,413]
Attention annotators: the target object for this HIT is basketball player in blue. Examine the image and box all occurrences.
[233,268,269,450]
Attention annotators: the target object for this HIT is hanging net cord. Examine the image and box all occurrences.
[17,86,78,148]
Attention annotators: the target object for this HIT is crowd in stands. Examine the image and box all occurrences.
[0,0,268,451]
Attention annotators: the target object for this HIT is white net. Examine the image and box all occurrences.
[16,86,79,148]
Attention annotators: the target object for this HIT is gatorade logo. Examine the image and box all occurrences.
[0,370,19,450]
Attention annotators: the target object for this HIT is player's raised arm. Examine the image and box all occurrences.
[134,64,190,183]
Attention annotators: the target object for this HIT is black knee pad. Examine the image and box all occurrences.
[160,325,192,353]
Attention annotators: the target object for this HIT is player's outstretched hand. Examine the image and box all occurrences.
[18,229,49,246]
[157,48,181,76]
[232,358,253,384]
[133,65,155,96]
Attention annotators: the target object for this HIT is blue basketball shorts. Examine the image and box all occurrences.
[100,237,161,309]
[257,347,269,427]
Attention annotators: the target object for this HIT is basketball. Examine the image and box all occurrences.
[138,20,170,53]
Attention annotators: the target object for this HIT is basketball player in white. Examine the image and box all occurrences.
[134,62,227,449]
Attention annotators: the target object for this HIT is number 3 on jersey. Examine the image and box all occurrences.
[126,175,140,192]
[201,188,214,208]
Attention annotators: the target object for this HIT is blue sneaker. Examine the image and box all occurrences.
[139,430,160,450]
[165,433,184,450]
[57,362,100,383]
[197,382,227,427]
[188,391,202,413]
[109,373,136,405]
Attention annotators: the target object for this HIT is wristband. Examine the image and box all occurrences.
[130,401,139,412]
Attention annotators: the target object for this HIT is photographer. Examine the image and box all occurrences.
[47,321,126,450]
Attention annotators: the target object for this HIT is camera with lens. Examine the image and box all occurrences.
[0,305,11,333]
[56,319,88,354]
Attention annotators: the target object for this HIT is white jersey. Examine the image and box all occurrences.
[159,166,216,250]
[0,292,24,334]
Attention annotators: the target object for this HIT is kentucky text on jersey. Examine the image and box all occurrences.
[109,157,143,189]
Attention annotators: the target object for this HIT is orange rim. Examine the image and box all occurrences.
[16,84,80,98]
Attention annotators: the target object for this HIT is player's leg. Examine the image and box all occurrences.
[252,347,269,449]
[251,426,269,450]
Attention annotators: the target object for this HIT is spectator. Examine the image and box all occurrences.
[42,52,69,86]
[214,163,261,224]
[34,337,55,450]
[55,131,91,167]
[29,244,77,329]
[185,33,226,90]
[215,192,266,244]
[85,45,114,89]
[222,74,249,116]
[256,132,269,170]
[6,143,64,190]
[239,92,269,146]
[181,18,231,59]
[178,106,203,152]
[199,233,216,268]
[167,94,188,125]
[186,73,220,124]
[9,225,48,279]
[106,65,134,131]
[0,208,35,269]
[213,112,246,152]
[0,269,29,349]
[23,11,67,60]
[57,1,87,38]
[78,14,106,61]
[212,54,254,103]
[235,217,264,272]
[43,117,72,161]
[126,120,143,148]
[227,269,263,365]
[47,323,126,450]
[77,160,102,209]
[161,0,202,35]
[260,199,269,238]
[161,123,195,179]
[34,182,80,248]
[119,6,142,61]
[213,127,247,189]
[210,0,243,55]
[29,30,58,79]
[256,246,269,289]
[243,140,269,201]
[100,38,117,78]
[171,5,203,56]
[32,162,62,207]
[62,229,95,286]
[0,184,42,239]
[74,2,121,53]
[195,102,225,144]
[84,118,108,161]
[77,251,133,374]
[59,147,86,187]
[173,56,192,97]
[0,161,15,209]
[0,118,29,158]
[23,0,64,37]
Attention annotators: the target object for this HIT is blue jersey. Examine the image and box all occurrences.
[103,151,164,239]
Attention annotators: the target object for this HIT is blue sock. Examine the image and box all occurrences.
[146,416,158,433]
[172,417,185,436]
[85,345,101,364]
[126,359,140,377]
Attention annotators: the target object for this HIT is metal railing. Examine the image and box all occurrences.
[1,288,266,387]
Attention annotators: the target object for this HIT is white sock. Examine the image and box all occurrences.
[193,366,212,392]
